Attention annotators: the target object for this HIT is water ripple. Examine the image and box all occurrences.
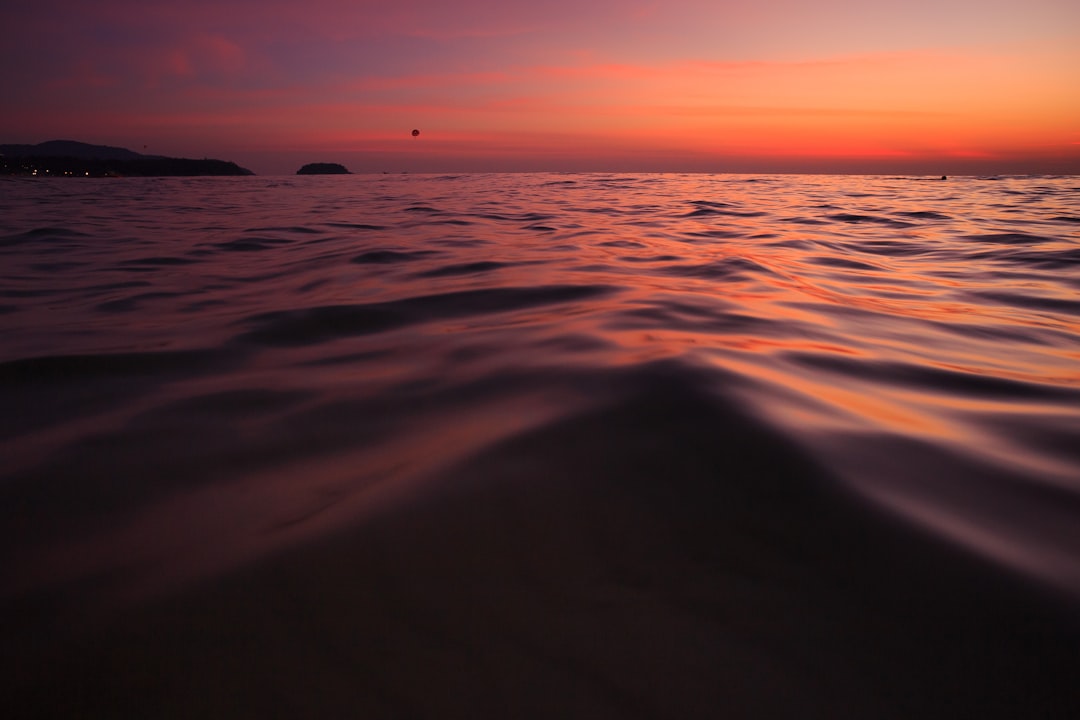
[2,174,1079,717]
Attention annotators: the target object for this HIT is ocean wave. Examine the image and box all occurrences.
[2,173,1079,717]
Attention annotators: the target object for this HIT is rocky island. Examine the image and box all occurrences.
[0,140,253,177]
[296,162,351,175]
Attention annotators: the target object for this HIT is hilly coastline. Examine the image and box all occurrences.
[0,140,254,177]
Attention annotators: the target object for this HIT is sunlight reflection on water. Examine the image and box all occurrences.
[2,173,1080,716]
[2,173,1079,598]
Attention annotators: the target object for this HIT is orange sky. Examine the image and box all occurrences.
[4,0,1079,174]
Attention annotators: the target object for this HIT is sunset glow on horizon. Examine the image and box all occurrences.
[4,0,1079,175]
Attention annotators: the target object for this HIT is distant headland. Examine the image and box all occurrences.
[296,162,351,175]
[0,140,254,177]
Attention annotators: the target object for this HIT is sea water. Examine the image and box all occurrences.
[3,173,1079,717]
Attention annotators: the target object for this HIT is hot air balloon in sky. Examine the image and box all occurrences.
[411,129,420,137]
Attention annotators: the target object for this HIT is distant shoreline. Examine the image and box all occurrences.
[1,156,255,177]
[0,140,253,177]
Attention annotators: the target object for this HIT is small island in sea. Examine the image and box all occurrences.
[0,140,254,177]
[296,162,351,175]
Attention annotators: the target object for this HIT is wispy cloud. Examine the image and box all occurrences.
[3,1,1078,172]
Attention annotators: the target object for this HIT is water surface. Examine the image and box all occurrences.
[3,173,1079,717]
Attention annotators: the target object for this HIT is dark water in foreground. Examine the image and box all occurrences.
[2,173,1079,717]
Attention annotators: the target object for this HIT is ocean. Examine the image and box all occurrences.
[3,173,1079,717]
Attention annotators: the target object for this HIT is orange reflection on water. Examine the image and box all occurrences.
[5,172,1078,627]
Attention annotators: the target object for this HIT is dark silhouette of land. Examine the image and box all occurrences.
[0,140,253,176]
[297,162,351,175]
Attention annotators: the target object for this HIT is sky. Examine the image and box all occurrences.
[3,0,1079,175]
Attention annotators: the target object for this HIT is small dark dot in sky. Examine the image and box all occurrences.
[411,129,420,137]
